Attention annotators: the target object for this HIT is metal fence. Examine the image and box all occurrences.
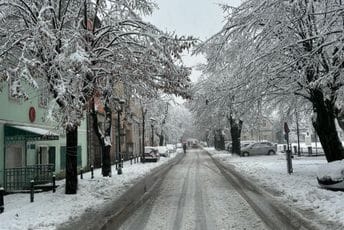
[4,164,54,192]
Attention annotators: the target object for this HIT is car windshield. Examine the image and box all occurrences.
[241,143,251,148]
[144,148,155,154]
[157,147,167,152]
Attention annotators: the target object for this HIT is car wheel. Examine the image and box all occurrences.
[268,150,275,155]
[242,152,249,157]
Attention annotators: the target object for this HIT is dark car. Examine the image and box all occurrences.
[241,141,277,157]
[317,160,344,191]
[144,146,160,162]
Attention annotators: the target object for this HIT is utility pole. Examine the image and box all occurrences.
[296,111,301,157]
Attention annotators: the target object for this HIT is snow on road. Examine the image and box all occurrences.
[0,152,182,230]
[1,147,343,229]
[119,149,267,230]
[207,148,344,228]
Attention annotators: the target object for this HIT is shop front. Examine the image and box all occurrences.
[3,125,59,192]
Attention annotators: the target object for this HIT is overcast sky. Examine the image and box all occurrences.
[145,0,242,82]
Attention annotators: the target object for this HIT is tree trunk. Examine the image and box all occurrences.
[311,89,344,162]
[159,133,164,146]
[91,98,112,177]
[218,130,225,150]
[101,144,111,176]
[65,126,78,194]
[229,115,243,155]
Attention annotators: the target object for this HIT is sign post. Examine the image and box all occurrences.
[284,122,293,174]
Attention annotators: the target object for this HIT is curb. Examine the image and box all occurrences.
[58,153,184,230]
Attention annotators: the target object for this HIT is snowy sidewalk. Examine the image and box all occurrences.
[1,148,343,229]
[0,151,182,230]
[205,147,344,228]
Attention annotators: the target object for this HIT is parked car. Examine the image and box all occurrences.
[240,141,277,157]
[241,140,256,148]
[199,141,208,147]
[144,146,160,162]
[166,144,176,153]
[317,159,344,191]
[156,146,170,157]
[225,141,232,151]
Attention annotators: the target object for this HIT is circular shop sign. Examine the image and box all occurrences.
[29,107,36,123]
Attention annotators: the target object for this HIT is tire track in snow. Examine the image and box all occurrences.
[172,154,193,230]
[194,150,208,230]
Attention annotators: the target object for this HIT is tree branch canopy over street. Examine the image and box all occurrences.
[0,0,195,193]
[191,0,344,162]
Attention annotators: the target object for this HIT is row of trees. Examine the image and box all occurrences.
[0,0,195,194]
[190,0,344,162]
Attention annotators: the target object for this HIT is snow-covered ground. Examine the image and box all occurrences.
[206,147,344,227]
[1,147,343,229]
[0,150,183,230]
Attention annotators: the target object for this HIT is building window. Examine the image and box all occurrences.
[261,120,266,127]
[39,87,49,107]
[8,77,21,101]
[8,73,29,101]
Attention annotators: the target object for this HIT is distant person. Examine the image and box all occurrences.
[183,143,187,154]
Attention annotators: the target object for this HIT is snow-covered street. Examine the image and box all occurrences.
[0,148,343,229]
[118,149,267,230]
[207,148,344,229]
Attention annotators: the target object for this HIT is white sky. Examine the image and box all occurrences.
[145,0,242,82]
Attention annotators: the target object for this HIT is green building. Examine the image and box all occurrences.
[0,80,88,192]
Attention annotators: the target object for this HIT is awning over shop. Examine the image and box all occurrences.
[4,125,59,143]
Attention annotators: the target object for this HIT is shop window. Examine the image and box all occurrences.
[39,87,49,107]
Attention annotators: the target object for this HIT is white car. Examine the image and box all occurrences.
[241,141,277,157]
[166,144,176,153]
[156,146,170,157]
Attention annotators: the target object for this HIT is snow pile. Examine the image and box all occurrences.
[317,159,344,181]
[0,153,180,230]
[205,147,344,226]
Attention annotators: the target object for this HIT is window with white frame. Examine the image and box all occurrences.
[39,86,49,107]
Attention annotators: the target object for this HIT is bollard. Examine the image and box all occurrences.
[115,160,118,170]
[0,187,4,213]
[308,146,312,156]
[293,146,297,155]
[130,156,133,165]
[91,165,94,179]
[30,180,34,203]
[52,175,56,193]
[286,150,293,174]
[122,158,124,168]
[80,168,83,179]
[283,145,286,152]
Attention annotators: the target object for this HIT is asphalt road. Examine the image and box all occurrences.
[118,149,269,230]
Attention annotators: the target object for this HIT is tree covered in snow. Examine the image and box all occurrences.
[144,95,193,145]
[0,0,194,193]
[195,0,344,162]
[189,66,263,153]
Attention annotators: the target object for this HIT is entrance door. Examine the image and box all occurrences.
[48,147,56,171]
[37,146,49,164]
[5,144,24,168]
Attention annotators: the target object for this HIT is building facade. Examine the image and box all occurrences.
[0,80,88,192]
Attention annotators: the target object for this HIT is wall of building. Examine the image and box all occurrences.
[0,80,88,187]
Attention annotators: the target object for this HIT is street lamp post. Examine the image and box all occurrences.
[116,98,125,175]
[141,108,147,163]
[150,117,156,146]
